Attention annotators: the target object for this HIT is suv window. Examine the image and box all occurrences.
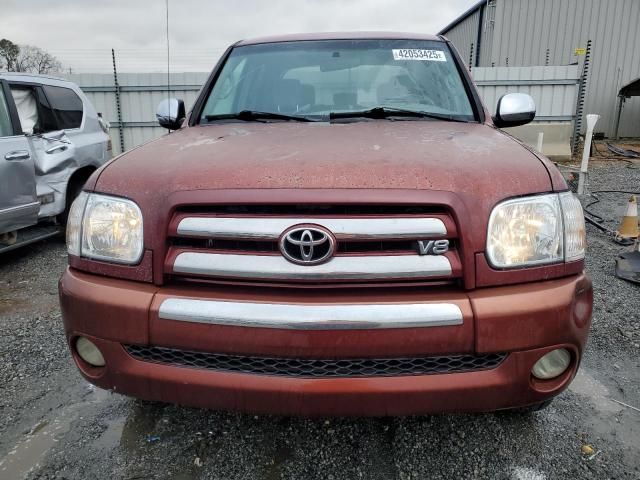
[10,85,58,134]
[0,88,14,137]
[43,85,83,129]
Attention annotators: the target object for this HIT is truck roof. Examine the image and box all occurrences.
[236,31,442,46]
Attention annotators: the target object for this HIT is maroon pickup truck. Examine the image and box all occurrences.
[59,32,592,416]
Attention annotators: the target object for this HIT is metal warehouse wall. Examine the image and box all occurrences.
[63,72,209,155]
[443,4,494,68]
[473,65,580,158]
[442,0,640,138]
[444,8,480,67]
[473,65,579,121]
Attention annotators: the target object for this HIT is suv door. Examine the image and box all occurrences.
[40,83,108,174]
[9,81,78,220]
[0,81,38,235]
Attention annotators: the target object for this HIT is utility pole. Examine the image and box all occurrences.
[166,0,171,105]
[112,48,125,154]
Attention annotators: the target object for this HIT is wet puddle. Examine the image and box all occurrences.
[0,297,26,315]
[569,369,623,414]
[92,401,158,454]
[0,386,110,479]
[568,367,640,455]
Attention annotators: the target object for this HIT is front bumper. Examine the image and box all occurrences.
[59,268,592,416]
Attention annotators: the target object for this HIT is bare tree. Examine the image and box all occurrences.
[0,39,62,74]
[17,45,63,74]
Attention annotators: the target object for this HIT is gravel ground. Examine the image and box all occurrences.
[0,161,639,480]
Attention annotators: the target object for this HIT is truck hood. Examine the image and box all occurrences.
[97,120,555,197]
[92,120,565,257]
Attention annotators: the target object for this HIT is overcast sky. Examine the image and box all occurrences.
[1,0,477,73]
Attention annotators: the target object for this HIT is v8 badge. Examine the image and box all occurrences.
[417,239,449,255]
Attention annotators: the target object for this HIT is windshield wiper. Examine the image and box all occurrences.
[204,110,316,123]
[329,107,469,123]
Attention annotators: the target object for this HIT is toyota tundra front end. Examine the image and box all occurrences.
[59,32,592,416]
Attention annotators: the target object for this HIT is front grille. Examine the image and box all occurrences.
[171,237,420,254]
[124,345,506,378]
[166,206,460,284]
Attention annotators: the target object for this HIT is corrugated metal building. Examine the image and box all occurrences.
[64,72,208,155]
[440,0,640,138]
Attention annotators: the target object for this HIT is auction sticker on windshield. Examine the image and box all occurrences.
[392,49,446,61]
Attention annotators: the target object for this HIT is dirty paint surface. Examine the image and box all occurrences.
[99,121,552,195]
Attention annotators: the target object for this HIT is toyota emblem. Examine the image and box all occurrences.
[279,225,336,265]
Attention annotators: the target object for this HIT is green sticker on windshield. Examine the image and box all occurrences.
[392,49,446,61]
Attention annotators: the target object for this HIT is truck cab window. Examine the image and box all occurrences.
[201,40,475,121]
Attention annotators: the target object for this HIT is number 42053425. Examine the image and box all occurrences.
[392,49,446,61]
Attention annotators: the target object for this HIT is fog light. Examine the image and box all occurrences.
[531,348,571,380]
[76,337,106,367]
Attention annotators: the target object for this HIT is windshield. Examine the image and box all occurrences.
[200,39,476,122]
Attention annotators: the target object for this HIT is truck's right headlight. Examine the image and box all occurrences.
[486,192,585,268]
[66,192,144,264]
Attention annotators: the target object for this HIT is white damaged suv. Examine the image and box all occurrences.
[0,72,110,252]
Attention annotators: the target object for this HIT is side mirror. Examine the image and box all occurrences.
[156,98,185,130]
[493,93,536,128]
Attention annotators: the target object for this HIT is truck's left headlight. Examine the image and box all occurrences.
[486,192,585,268]
[66,192,144,264]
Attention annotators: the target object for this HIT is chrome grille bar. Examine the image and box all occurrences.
[176,217,447,240]
[172,252,452,280]
[158,298,463,329]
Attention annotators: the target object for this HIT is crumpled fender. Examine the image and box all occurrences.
[30,132,79,218]
[31,131,78,176]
